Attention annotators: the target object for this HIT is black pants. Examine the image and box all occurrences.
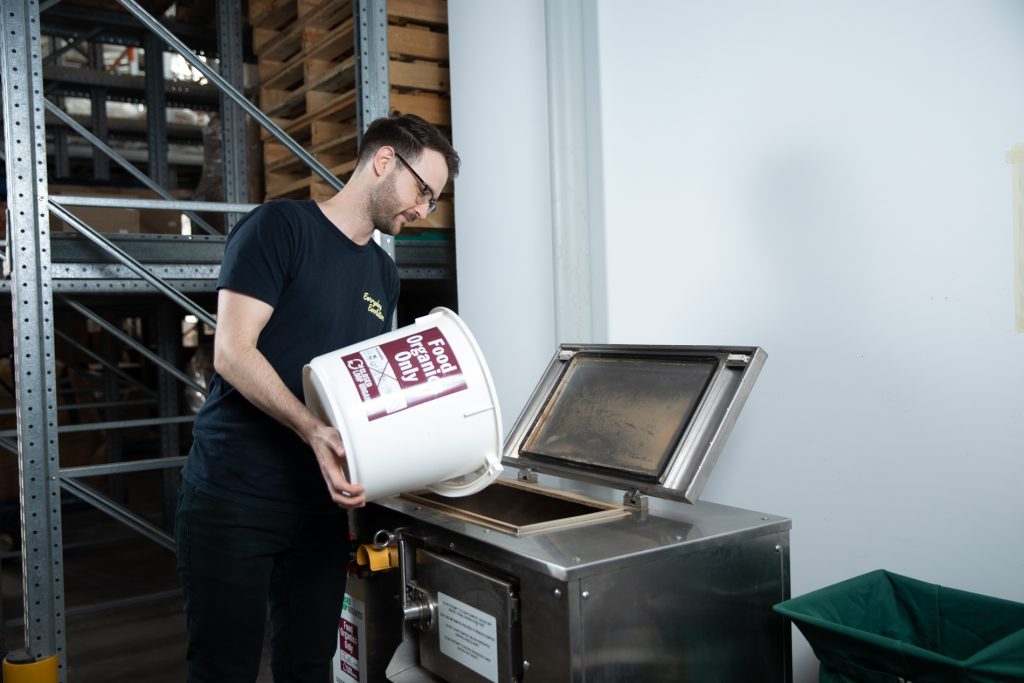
[175,485,349,683]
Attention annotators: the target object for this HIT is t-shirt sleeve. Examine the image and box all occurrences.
[217,202,296,308]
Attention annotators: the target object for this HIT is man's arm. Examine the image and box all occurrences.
[213,287,366,509]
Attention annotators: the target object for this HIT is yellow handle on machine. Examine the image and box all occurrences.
[355,543,399,572]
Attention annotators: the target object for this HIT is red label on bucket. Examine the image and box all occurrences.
[341,326,468,421]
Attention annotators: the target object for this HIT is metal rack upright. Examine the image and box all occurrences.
[0,0,396,679]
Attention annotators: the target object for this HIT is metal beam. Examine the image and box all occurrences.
[1,0,68,672]
[0,398,158,416]
[157,304,182,528]
[44,100,220,235]
[115,0,343,191]
[355,0,395,267]
[143,32,169,188]
[42,4,220,54]
[217,0,248,231]
[49,201,218,329]
[43,26,104,66]
[60,298,210,395]
[49,195,257,213]
[54,329,160,399]
[58,478,175,551]
[60,455,188,479]
[0,415,195,438]
[89,41,111,180]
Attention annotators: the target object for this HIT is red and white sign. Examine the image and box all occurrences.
[333,593,364,683]
[342,326,467,421]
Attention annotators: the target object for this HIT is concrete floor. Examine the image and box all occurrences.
[1,496,273,682]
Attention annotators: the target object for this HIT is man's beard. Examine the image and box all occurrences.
[367,173,405,236]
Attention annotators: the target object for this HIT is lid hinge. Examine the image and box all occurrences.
[726,353,751,367]
[623,489,649,510]
[517,468,538,484]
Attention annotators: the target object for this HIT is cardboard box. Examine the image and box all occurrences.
[51,205,141,234]
[140,210,183,235]
[49,183,185,235]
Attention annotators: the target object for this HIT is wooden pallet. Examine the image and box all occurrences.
[253,0,349,59]
[263,93,359,201]
[388,23,448,61]
[258,0,454,206]
[389,0,447,28]
[259,18,356,120]
[249,0,308,31]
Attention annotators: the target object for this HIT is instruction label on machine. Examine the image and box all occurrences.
[438,592,499,682]
[342,326,467,421]
[332,593,365,683]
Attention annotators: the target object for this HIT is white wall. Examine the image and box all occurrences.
[450,2,1024,681]
[448,0,557,425]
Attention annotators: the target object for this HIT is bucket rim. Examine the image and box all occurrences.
[423,307,505,496]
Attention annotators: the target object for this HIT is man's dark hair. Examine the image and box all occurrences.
[356,112,460,178]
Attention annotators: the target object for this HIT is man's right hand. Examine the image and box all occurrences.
[307,422,366,509]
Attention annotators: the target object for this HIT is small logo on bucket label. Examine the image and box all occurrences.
[342,326,467,421]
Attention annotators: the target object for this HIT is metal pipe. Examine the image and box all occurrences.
[51,204,218,330]
[58,478,175,551]
[55,329,159,399]
[60,298,211,394]
[61,455,187,479]
[115,0,344,191]
[50,195,258,214]
[44,100,220,236]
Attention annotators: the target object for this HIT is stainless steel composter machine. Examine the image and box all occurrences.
[343,344,792,683]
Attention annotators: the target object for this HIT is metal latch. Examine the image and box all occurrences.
[726,353,751,367]
[557,349,576,361]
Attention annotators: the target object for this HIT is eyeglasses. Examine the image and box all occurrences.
[393,151,438,214]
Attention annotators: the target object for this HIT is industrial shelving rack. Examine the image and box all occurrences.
[1,0,448,678]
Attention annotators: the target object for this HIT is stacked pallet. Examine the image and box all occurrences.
[251,0,453,231]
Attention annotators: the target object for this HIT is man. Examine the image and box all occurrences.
[176,113,460,682]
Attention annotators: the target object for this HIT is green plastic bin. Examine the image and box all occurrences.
[773,570,1024,683]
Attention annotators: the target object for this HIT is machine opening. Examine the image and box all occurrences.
[402,479,628,536]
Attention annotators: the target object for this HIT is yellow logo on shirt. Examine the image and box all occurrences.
[363,292,384,321]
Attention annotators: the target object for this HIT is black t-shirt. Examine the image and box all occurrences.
[182,199,399,512]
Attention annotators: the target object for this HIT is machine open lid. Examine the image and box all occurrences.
[503,344,766,504]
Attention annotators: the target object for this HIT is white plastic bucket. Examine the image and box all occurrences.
[302,307,503,501]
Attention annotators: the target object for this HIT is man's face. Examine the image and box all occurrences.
[367,172,406,236]
[368,148,448,236]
